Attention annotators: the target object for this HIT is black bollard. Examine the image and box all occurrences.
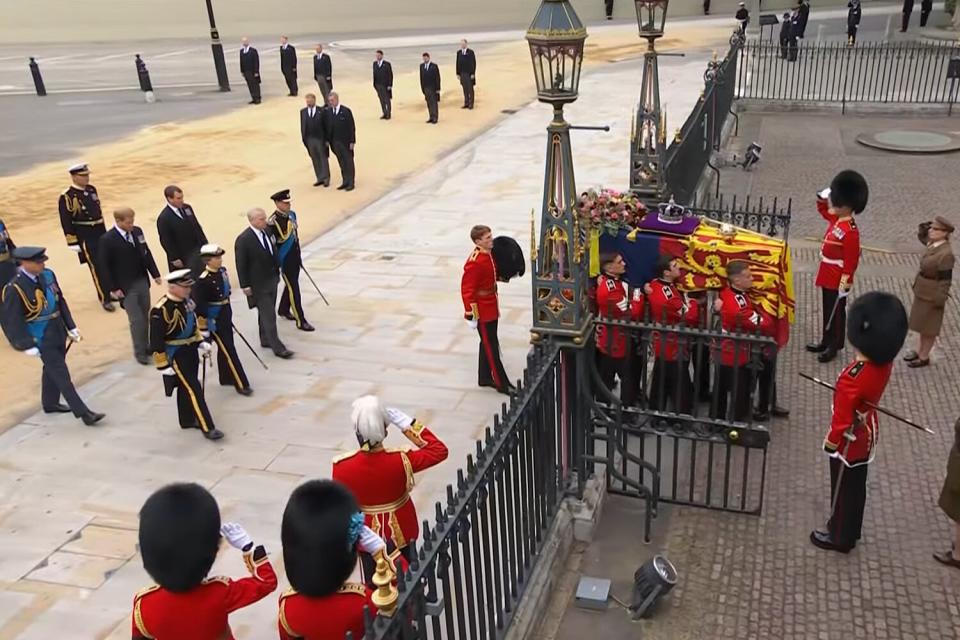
[28,57,46,96]
[135,54,153,92]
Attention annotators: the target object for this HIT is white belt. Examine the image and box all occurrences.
[819,253,844,267]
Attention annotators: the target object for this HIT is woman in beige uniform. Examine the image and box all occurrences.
[903,216,954,368]
[934,417,960,569]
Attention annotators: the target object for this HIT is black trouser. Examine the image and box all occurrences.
[305,137,330,185]
[424,91,439,122]
[756,352,778,413]
[827,457,868,547]
[170,345,216,433]
[920,2,931,25]
[77,230,108,304]
[713,364,752,422]
[120,277,151,360]
[360,543,415,589]
[278,259,307,328]
[819,287,846,352]
[847,25,858,44]
[331,140,355,187]
[375,84,392,117]
[317,77,332,104]
[780,36,789,58]
[243,72,261,102]
[478,319,510,390]
[703,0,710,13]
[39,322,89,416]
[787,37,798,61]
[597,352,640,406]
[254,276,287,354]
[901,8,912,30]
[649,358,692,414]
[459,73,474,108]
[691,340,712,401]
[211,309,249,391]
[605,0,614,18]
[282,68,298,95]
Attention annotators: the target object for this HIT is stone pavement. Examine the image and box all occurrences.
[0,50,714,638]
[544,112,960,640]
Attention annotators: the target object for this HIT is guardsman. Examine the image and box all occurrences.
[847,0,862,46]
[1,247,104,425]
[58,163,113,311]
[279,479,398,640]
[646,254,700,413]
[269,189,315,332]
[461,224,514,395]
[0,216,15,286]
[811,292,907,553]
[712,261,774,422]
[806,170,868,363]
[193,244,252,396]
[595,251,644,406]
[149,269,223,440]
[132,483,277,639]
[332,396,448,585]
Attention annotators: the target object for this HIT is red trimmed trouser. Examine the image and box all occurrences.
[477,319,510,390]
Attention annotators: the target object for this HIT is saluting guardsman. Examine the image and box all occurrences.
[1,247,104,425]
[811,292,908,554]
[595,251,644,406]
[149,269,222,440]
[806,170,868,364]
[269,189,315,332]
[279,479,398,640]
[58,163,113,311]
[132,483,277,639]
[0,216,16,286]
[332,396,448,585]
[193,244,252,396]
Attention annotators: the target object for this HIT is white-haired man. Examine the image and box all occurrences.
[332,395,448,585]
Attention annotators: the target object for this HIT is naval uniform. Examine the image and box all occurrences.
[149,294,217,434]
[595,274,644,406]
[461,247,511,391]
[814,197,861,354]
[269,209,309,329]
[0,218,15,286]
[647,278,700,414]
[713,286,773,422]
[278,582,375,640]
[193,266,250,393]
[58,183,109,305]
[1,267,90,416]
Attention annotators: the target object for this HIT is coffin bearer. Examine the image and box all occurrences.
[132,483,277,639]
[157,185,209,274]
[313,44,333,103]
[97,207,162,365]
[420,52,441,124]
[300,94,330,187]
[279,35,298,96]
[595,252,644,406]
[647,254,700,413]
[372,50,393,119]
[455,39,476,109]
[193,244,252,396]
[269,190,314,332]
[239,37,261,104]
[806,170,868,363]
[810,292,907,553]
[0,216,16,286]
[1,247,104,425]
[149,269,223,440]
[461,224,514,395]
[332,396,448,586]
[904,217,954,368]
[58,163,113,311]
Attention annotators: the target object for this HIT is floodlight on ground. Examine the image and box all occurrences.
[630,554,678,619]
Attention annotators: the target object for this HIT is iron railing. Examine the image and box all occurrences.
[735,40,960,113]
[361,341,572,640]
[688,193,794,241]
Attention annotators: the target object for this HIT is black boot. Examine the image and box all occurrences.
[805,341,827,353]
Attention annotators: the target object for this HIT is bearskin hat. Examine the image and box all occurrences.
[138,483,221,593]
[282,479,360,597]
[829,170,869,214]
[847,291,907,364]
[492,236,526,282]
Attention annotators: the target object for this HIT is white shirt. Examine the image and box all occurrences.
[251,226,272,253]
[167,204,183,219]
[307,106,316,118]
[423,61,430,69]
[461,48,468,55]
[333,105,339,115]
[242,46,250,54]
[281,44,288,50]
[19,267,37,282]
[114,224,134,244]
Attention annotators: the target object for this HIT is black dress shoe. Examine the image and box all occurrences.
[426,119,433,123]
[237,387,253,396]
[102,301,116,312]
[772,405,791,418]
[81,411,105,426]
[280,312,296,321]
[204,429,225,441]
[380,115,387,119]
[337,184,347,190]
[461,104,469,109]
[385,115,391,120]
[248,100,257,104]
[818,349,838,363]
[275,349,294,359]
[344,185,354,191]
[805,342,826,353]
[313,181,322,186]
[136,356,151,365]
[260,343,270,349]
[809,530,853,553]
[322,181,330,187]
[43,403,71,414]
[298,323,315,332]
[753,410,770,422]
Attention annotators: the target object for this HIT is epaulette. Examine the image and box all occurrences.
[847,361,866,378]
[468,248,480,262]
[279,587,298,602]
[199,270,210,279]
[604,277,616,291]
[337,582,367,596]
[202,575,231,586]
[152,295,169,309]
[60,187,72,196]
[134,584,160,600]
[332,449,361,463]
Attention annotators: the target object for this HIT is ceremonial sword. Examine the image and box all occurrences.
[231,322,270,371]
[300,265,330,306]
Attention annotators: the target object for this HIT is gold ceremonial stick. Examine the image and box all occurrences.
[801,237,895,254]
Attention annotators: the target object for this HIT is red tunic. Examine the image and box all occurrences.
[461,248,499,322]
[716,286,774,366]
[278,583,375,640]
[815,197,861,290]
[595,274,644,358]
[646,279,699,361]
[332,423,448,551]
[823,359,892,465]
[132,545,278,640]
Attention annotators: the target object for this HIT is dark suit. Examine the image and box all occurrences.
[280,43,298,95]
[455,48,476,108]
[372,59,394,118]
[313,52,333,103]
[420,61,441,123]
[240,46,261,103]
[920,0,932,26]
[325,105,356,188]
[796,1,810,36]
[300,105,330,184]
[157,204,208,274]
[98,226,160,360]
[235,226,287,355]
[0,218,15,287]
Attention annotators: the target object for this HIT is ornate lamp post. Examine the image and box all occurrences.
[630,0,670,200]
[526,0,591,345]
[204,0,231,91]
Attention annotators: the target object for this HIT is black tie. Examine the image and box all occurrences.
[260,231,270,254]
[125,231,134,245]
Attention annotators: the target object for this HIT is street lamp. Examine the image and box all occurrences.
[204,0,230,91]
[526,0,591,343]
[630,0,670,201]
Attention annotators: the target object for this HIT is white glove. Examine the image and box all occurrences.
[198,341,213,356]
[818,187,831,201]
[837,288,851,299]
[385,406,414,429]
[220,522,254,550]
[615,297,629,312]
[632,288,643,301]
[24,347,40,357]
[466,318,478,330]
[201,330,211,339]
[67,328,82,342]
[68,245,81,254]
[358,525,386,554]
[160,367,176,376]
